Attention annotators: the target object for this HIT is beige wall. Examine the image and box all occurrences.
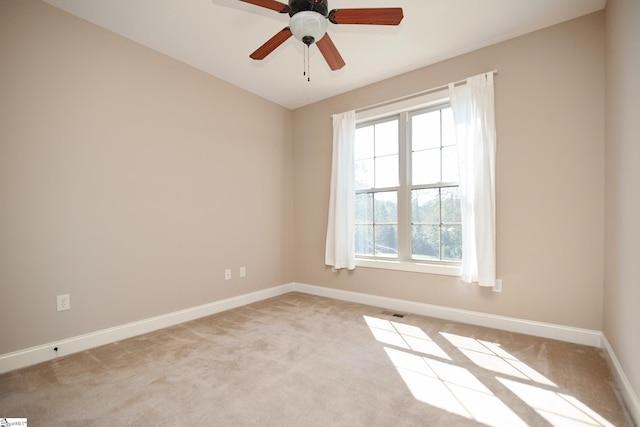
[604,0,640,406]
[2,0,629,388]
[0,0,294,354]
[293,12,605,330]
[2,0,635,412]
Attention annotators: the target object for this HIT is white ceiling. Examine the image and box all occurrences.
[42,0,605,109]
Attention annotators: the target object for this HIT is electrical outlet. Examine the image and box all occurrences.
[57,294,70,311]
[239,266,246,278]
[225,269,231,280]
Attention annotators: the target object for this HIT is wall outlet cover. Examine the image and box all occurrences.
[57,294,70,311]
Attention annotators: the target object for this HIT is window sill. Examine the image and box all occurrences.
[355,258,462,277]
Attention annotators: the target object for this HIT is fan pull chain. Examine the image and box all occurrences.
[307,46,311,82]
[303,44,310,82]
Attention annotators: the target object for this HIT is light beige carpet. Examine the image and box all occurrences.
[0,292,634,426]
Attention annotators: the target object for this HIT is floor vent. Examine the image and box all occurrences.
[381,311,405,318]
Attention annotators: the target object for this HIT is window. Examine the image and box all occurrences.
[354,92,462,274]
[327,72,496,282]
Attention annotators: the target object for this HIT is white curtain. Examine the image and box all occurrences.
[325,110,356,270]
[449,72,497,287]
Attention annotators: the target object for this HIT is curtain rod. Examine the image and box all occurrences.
[347,69,498,116]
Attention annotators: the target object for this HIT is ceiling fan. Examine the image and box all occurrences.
[239,0,403,70]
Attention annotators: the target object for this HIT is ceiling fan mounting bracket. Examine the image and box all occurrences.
[288,0,328,17]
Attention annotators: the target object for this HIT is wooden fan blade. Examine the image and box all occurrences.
[316,33,345,71]
[237,0,290,13]
[328,8,404,25]
[250,28,292,60]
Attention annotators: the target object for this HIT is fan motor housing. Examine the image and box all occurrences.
[288,0,328,17]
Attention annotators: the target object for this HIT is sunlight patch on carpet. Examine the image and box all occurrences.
[440,332,557,387]
[385,346,526,426]
[363,315,450,360]
[498,377,616,427]
[364,316,617,427]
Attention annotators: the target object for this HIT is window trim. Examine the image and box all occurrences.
[356,258,462,276]
[355,89,462,276]
[356,89,450,122]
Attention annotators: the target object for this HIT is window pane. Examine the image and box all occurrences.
[375,155,399,188]
[355,193,373,224]
[412,225,440,260]
[442,225,462,261]
[355,225,373,256]
[441,108,455,147]
[375,225,397,256]
[375,120,399,156]
[412,111,440,151]
[412,149,440,185]
[441,146,459,183]
[355,126,374,160]
[374,192,397,257]
[441,187,461,223]
[412,189,440,224]
[374,191,397,223]
[355,159,374,190]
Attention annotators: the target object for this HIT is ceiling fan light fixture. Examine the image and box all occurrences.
[289,11,327,45]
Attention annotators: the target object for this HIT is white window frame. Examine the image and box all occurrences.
[355,89,462,277]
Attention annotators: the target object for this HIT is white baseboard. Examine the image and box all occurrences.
[291,282,603,347]
[0,284,294,374]
[601,335,640,425]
